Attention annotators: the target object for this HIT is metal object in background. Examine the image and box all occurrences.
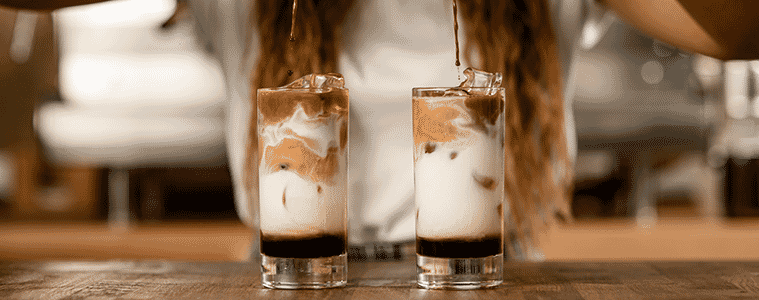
[572,18,716,221]
[348,242,411,262]
[749,61,759,118]
[9,11,36,64]
[724,61,751,120]
[580,8,616,50]
[714,60,759,217]
[108,169,130,230]
[0,151,13,200]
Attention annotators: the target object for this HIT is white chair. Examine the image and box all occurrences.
[36,0,227,226]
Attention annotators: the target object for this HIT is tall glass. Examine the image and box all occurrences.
[257,74,349,289]
[413,86,505,289]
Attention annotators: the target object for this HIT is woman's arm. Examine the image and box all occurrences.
[0,0,111,10]
[604,0,759,60]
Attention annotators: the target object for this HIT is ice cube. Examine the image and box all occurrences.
[283,73,345,91]
[442,87,470,97]
[459,68,502,88]
[445,68,503,96]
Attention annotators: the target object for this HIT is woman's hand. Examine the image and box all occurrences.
[605,0,759,60]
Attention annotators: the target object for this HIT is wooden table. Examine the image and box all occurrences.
[3,260,759,299]
[8,220,759,262]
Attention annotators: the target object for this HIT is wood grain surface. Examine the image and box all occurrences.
[2,260,759,299]
[0,222,252,261]
[5,220,759,262]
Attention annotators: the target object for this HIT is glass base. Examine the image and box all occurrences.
[261,254,347,289]
[416,254,503,289]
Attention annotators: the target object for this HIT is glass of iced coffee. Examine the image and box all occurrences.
[413,68,505,289]
[257,73,349,289]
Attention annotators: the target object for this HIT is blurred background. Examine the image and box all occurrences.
[1,0,758,261]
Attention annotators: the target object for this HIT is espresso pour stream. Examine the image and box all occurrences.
[452,0,460,67]
[287,0,298,77]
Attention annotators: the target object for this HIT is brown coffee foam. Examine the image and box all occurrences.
[259,138,340,184]
[257,88,348,183]
[257,88,348,126]
[412,98,461,146]
[413,94,503,149]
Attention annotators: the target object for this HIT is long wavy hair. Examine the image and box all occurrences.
[247,0,572,259]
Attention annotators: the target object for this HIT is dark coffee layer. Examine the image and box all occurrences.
[261,233,346,258]
[417,236,502,258]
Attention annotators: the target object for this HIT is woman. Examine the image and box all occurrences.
[3,0,759,259]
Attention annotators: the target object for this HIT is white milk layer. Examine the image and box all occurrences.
[258,104,347,236]
[259,169,347,235]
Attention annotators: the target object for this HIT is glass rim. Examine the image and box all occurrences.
[257,87,348,92]
[412,87,505,91]
[412,87,505,97]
